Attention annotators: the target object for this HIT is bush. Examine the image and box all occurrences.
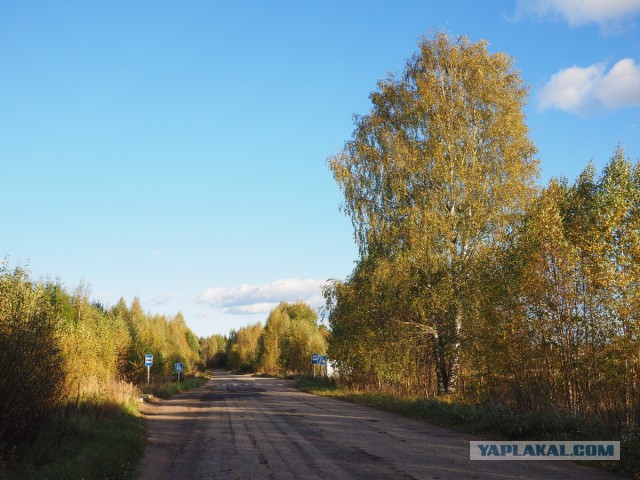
[0,268,67,458]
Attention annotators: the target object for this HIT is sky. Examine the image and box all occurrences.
[1,0,640,337]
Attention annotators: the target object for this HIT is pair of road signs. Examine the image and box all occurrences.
[144,355,184,381]
[145,355,184,371]
[311,354,327,365]
[311,353,328,379]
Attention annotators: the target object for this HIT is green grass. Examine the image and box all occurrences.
[3,375,209,480]
[4,402,145,480]
[297,377,638,477]
[139,375,209,399]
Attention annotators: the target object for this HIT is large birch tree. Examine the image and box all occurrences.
[329,32,539,393]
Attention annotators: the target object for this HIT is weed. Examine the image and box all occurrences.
[139,375,208,399]
[3,402,145,480]
[297,377,638,476]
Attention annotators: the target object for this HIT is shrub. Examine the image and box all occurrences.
[0,268,67,458]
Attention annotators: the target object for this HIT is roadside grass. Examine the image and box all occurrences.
[139,374,209,399]
[4,400,145,480]
[297,377,637,476]
[3,375,209,480]
[252,372,278,378]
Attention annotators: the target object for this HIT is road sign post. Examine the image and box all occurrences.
[175,362,184,382]
[311,353,319,378]
[145,354,153,384]
[318,355,327,378]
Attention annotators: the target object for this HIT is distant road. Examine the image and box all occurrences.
[136,371,620,479]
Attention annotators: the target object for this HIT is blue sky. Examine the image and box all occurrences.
[1,0,639,337]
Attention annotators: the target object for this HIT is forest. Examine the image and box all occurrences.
[0,264,328,469]
[324,32,640,442]
[200,301,328,376]
[0,267,202,465]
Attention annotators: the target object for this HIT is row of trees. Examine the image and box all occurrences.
[200,332,228,368]
[326,32,640,432]
[201,302,328,376]
[0,266,202,457]
[110,297,201,383]
[1,270,327,458]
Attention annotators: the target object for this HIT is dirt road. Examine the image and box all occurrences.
[136,371,620,479]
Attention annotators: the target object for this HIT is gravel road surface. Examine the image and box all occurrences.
[136,371,621,479]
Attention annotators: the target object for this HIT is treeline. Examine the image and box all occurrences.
[0,266,201,460]
[200,302,328,376]
[326,31,640,437]
[327,149,640,422]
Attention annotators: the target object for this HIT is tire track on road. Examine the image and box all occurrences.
[137,372,623,480]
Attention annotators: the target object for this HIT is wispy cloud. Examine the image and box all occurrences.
[538,58,640,114]
[224,302,281,315]
[515,0,640,32]
[147,292,179,307]
[197,278,326,315]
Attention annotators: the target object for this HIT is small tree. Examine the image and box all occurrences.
[258,302,327,375]
[0,268,67,457]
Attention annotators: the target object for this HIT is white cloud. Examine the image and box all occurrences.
[224,302,281,315]
[516,0,640,30]
[197,278,327,315]
[538,62,605,113]
[596,58,640,108]
[538,58,640,114]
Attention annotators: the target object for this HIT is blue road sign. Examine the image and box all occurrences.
[311,353,319,364]
[175,362,184,372]
[145,354,153,367]
[318,355,327,366]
